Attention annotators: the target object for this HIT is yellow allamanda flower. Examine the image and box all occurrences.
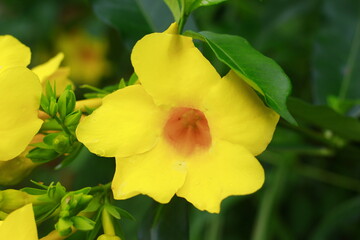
[77,23,279,213]
[0,35,42,161]
[0,204,38,240]
[32,52,73,96]
[57,30,110,86]
[0,35,70,163]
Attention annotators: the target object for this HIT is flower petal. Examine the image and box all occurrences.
[76,85,167,158]
[0,67,43,161]
[112,138,187,203]
[32,52,64,83]
[176,138,264,213]
[204,70,279,156]
[0,204,38,240]
[131,24,220,107]
[0,35,31,70]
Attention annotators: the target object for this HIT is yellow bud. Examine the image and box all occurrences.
[0,156,37,186]
[97,234,121,240]
[0,190,35,213]
[0,134,43,186]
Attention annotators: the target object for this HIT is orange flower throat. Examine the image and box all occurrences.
[164,107,211,155]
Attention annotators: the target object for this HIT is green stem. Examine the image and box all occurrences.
[90,182,111,194]
[178,14,189,34]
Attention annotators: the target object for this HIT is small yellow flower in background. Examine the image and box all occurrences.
[0,204,38,240]
[32,52,73,96]
[57,30,110,85]
[0,35,43,161]
[77,23,279,213]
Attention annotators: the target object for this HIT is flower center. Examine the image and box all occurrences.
[163,107,211,155]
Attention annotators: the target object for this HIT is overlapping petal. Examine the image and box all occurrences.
[131,23,220,108]
[0,35,30,70]
[176,138,264,213]
[204,70,279,156]
[76,85,168,158]
[32,52,64,83]
[0,204,38,240]
[0,67,43,161]
[112,139,187,203]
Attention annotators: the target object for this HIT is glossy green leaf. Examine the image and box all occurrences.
[185,0,227,14]
[288,97,360,141]
[92,0,173,46]
[163,0,181,21]
[185,30,295,124]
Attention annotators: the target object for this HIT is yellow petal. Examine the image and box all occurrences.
[112,138,187,203]
[204,70,279,156]
[76,85,167,158]
[32,52,64,83]
[0,67,43,161]
[45,67,73,96]
[176,138,264,213]
[0,35,30,70]
[131,24,220,107]
[0,204,38,240]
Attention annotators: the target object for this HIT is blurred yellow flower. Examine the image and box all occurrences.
[0,35,43,161]
[76,23,279,213]
[57,30,110,85]
[0,204,38,240]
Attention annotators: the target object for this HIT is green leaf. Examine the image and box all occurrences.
[163,0,181,22]
[105,204,121,219]
[288,97,360,141]
[72,216,96,231]
[185,30,295,124]
[185,0,227,14]
[21,188,47,195]
[114,206,135,221]
[92,0,173,46]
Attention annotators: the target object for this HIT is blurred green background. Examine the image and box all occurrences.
[1,0,359,239]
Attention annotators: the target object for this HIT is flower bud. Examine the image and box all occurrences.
[0,190,35,213]
[97,234,121,240]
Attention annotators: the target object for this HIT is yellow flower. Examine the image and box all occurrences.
[0,204,38,240]
[76,23,279,213]
[57,30,110,85]
[0,35,43,161]
[32,52,73,96]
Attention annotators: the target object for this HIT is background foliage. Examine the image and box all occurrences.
[1,0,359,239]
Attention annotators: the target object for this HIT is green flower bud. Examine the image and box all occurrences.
[64,110,82,127]
[48,97,58,117]
[53,133,71,153]
[55,217,73,236]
